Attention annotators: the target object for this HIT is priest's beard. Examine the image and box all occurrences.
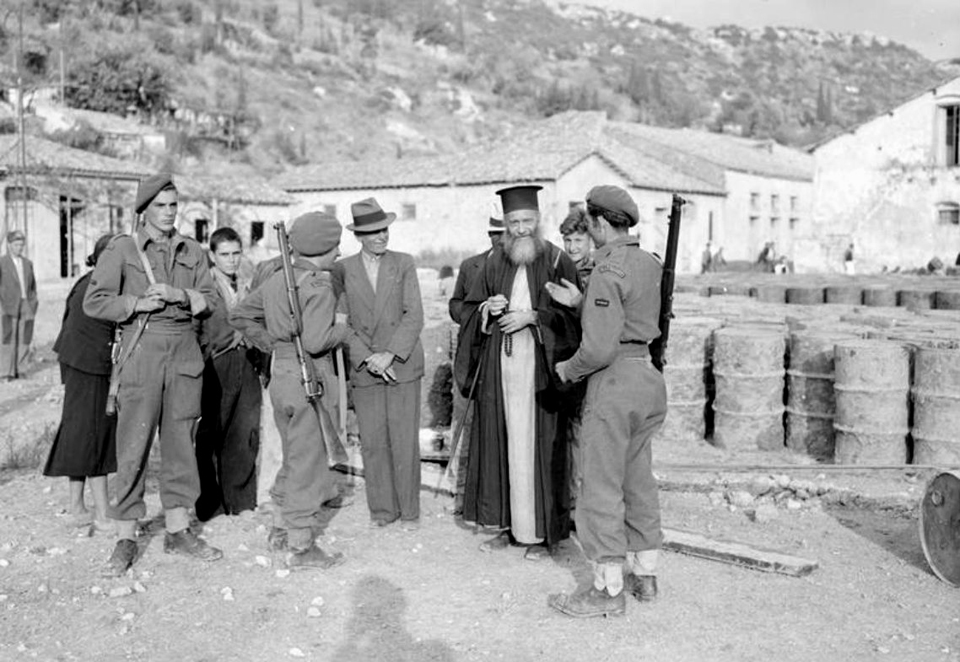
[501,227,544,266]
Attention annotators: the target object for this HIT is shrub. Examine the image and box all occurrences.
[65,45,170,115]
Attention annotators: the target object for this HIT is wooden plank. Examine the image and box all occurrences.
[663,527,819,578]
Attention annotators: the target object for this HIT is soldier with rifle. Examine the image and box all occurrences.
[230,212,349,569]
[546,186,682,618]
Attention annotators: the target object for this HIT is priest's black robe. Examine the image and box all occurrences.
[455,241,582,545]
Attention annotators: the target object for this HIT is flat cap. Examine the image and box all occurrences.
[289,212,342,257]
[586,185,639,228]
[488,217,504,234]
[136,173,176,214]
[6,229,25,242]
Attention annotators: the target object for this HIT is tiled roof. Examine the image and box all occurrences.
[0,135,149,180]
[275,111,812,194]
[178,174,294,206]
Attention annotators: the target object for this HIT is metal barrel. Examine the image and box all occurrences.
[911,346,960,465]
[898,288,937,311]
[655,316,723,446]
[752,284,787,303]
[785,330,860,461]
[919,470,960,587]
[786,286,825,305]
[863,286,898,307]
[935,290,960,310]
[833,339,910,464]
[824,285,863,305]
[712,327,785,452]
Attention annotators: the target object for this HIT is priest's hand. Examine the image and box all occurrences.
[498,310,537,334]
[485,294,509,316]
[545,278,582,309]
[365,351,395,376]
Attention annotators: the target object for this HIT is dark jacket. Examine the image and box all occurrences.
[53,273,114,376]
[0,252,39,319]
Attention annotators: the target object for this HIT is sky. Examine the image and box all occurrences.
[587,0,960,61]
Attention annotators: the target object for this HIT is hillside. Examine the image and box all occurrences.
[4,0,958,176]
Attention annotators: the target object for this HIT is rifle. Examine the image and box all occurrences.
[274,221,348,467]
[649,193,684,372]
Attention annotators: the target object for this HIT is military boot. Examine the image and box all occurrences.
[624,573,658,602]
[549,586,626,618]
[163,528,223,562]
[287,546,345,570]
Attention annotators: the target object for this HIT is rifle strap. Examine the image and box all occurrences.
[111,239,158,382]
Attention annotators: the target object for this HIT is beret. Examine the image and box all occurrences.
[6,229,25,242]
[289,212,342,257]
[586,185,639,228]
[136,173,176,214]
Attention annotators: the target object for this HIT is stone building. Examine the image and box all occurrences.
[805,75,960,273]
[276,112,813,273]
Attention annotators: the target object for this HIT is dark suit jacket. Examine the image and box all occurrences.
[337,250,424,387]
[0,253,38,319]
[448,250,490,325]
[53,273,114,376]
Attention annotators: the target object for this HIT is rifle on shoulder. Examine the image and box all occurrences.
[274,221,347,466]
[650,193,684,372]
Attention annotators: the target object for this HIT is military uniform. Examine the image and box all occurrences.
[83,228,216,534]
[230,260,349,551]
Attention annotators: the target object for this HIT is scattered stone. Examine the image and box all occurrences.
[38,583,48,593]
[275,569,290,579]
[748,476,775,496]
[751,504,780,523]
[237,544,249,552]
[876,646,890,654]
[0,559,9,567]
[221,587,235,602]
[786,499,803,511]
[42,486,52,494]
[307,607,321,618]
[727,490,755,508]
[904,634,916,641]
[47,547,67,556]
[707,491,725,507]
[254,555,271,568]
[0,594,7,602]
[775,474,791,488]
[310,596,324,607]
[132,582,146,594]
[120,612,135,621]
[90,586,102,595]
[289,647,306,657]
[109,586,133,598]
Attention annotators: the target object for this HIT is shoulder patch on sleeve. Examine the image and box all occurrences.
[594,298,610,307]
[596,263,626,278]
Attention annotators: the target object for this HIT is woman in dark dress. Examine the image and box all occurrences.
[43,235,117,532]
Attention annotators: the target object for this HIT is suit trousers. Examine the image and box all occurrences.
[112,329,204,526]
[268,357,338,549]
[575,356,667,564]
[354,379,421,523]
[195,348,262,519]
[1,306,34,378]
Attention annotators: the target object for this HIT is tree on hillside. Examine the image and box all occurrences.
[816,80,833,124]
[65,46,170,116]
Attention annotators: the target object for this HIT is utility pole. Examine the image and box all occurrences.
[59,11,66,104]
[16,0,28,238]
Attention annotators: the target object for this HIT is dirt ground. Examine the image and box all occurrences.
[1,278,959,662]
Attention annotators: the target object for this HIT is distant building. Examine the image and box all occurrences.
[275,111,813,273]
[0,135,148,282]
[806,75,960,273]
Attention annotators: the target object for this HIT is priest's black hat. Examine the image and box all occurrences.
[495,185,542,215]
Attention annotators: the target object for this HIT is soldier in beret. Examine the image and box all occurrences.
[547,185,667,618]
[84,174,222,577]
[230,212,348,569]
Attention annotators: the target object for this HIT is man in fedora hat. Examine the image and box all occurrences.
[337,198,425,530]
[0,229,38,380]
[455,185,581,559]
[84,173,222,577]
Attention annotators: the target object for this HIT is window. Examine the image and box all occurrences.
[770,194,780,213]
[770,217,780,231]
[402,203,417,221]
[708,211,714,241]
[938,202,960,225]
[749,215,759,227]
[323,204,336,217]
[194,219,209,244]
[4,185,38,232]
[946,105,959,167]
[654,206,668,219]
[750,192,760,211]
[790,196,798,212]
[251,221,265,246]
[789,217,800,230]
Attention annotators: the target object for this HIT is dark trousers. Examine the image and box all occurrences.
[195,348,262,519]
[269,357,337,549]
[112,330,204,524]
[354,379,421,523]
[1,307,34,378]
[575,356,667,564]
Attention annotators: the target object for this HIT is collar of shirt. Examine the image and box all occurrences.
[594,234,639,261]
[137,226,185,253]
[360,249,383,266]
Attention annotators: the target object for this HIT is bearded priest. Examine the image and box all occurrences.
[454,185,582,560]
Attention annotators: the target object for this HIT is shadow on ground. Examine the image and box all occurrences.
[825,503,932,577]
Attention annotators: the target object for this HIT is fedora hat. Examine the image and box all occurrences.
[347,197,396,233]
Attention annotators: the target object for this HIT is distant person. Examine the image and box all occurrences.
[713,247,727,270]
[560,206,595,285]
[0,229,38,380]
[448,217,505,325]
[338,198,425,530]
[843,243,855,275]
[437,265,455,298]
[43,235,117,534]
[194,228,262,521]
[700,242,713,274]
[757,241,776,273]
[773,255,789,275]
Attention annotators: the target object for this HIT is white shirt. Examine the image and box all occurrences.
[11,255,26,299]
[361,250,382,293]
